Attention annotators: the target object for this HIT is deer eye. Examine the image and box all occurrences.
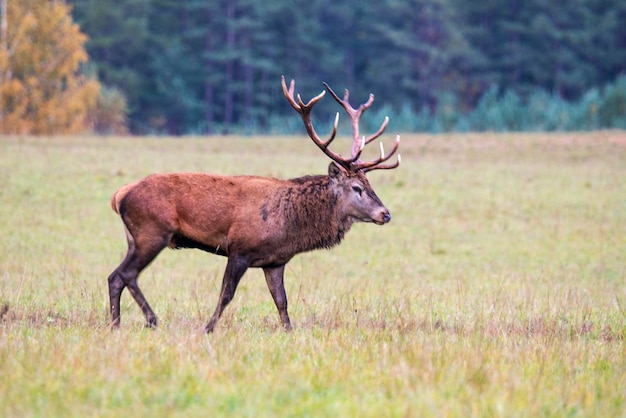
[351,185,363,196]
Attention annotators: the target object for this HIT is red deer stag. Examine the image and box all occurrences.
[107,76,400,333]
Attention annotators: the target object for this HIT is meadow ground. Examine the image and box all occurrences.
[0,132,625,417]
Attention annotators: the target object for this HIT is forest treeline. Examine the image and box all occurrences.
[68,0,626,134]
[1,0,625,135]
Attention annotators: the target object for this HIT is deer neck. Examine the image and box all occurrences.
[274,175,352,252]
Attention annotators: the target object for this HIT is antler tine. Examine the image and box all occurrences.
[359,134,402,172]
[282,76,347,164]
[323,82,385,161]
[281,76,326,114]
[364,116,389,145]
[325,83,376,114]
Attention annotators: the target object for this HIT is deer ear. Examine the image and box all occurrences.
[328,162,347,181]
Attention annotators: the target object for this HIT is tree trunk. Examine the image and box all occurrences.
[0,0,6,128]
[223,0,236,133]
[204,2,214,134]
[0,0,6,53]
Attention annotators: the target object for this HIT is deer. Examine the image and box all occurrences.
[107,76,400,333]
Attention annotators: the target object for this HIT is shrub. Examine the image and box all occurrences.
[266,76,626,135]
[86,86,129,135]
[598,75,626,129]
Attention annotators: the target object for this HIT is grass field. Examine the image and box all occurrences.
[0,132,625,417]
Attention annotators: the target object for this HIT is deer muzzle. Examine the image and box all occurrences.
[373,208,391,225]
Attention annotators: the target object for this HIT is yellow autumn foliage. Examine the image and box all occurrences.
[0,0,100,135]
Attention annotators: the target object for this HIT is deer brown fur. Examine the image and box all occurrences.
[107,77,400,333]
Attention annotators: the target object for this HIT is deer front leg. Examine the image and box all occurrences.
[205,255,249,333]
[263,265,292,331]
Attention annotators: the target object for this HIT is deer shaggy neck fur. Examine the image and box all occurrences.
[261,174,347,253]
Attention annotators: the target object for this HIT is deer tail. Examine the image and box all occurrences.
[111,181,140,214]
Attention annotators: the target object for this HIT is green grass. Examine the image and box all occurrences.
[0,132,625,417]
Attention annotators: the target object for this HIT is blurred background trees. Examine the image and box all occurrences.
[0,0,100,134]
[1,0,625,134]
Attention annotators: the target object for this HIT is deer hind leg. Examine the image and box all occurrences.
[108,268,125,328]
[204,255,249,333]
[109,225,170,329]
[263,265,292,331]
[108,226,135,329]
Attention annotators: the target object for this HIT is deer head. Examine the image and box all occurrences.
[281,76,400,225]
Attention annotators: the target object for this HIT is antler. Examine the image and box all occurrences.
[281,76,358,168]
[282,75,400,172]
